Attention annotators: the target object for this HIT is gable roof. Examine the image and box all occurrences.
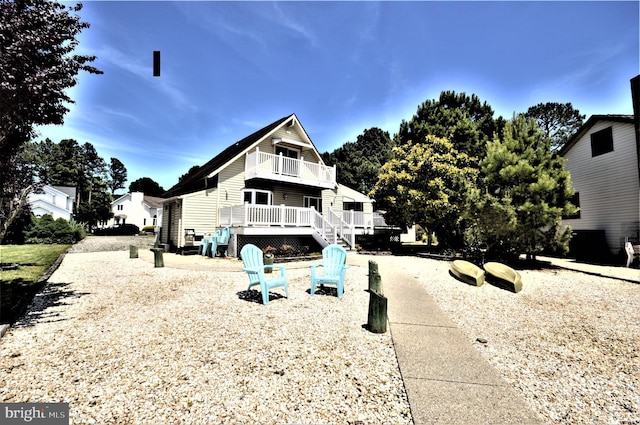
[51,185,76,200]
[559,114,634,156]
[164,113,318,197]
[143,195,164,209]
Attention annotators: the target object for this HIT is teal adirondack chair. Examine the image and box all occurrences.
[217,227,230,257]
[310,244,350,299]
[198,234,211,256]
[201,231,220,257]
[240,244,289,305]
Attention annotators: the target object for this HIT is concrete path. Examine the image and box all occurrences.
[347,255,544,425]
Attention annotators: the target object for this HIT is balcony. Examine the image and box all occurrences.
[245,148,336,189]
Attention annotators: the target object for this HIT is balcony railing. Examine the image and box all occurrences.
[245,148,336,189]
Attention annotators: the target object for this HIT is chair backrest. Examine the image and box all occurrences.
[218,227,230,244]
[323,244,347,275]
[626,242,634,256]
[240,244,264,284]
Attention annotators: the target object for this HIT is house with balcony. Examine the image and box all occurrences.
[160,114,375,256]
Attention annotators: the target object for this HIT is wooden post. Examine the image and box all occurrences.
[129,245,138,259]
[150,248,164,268]
[368,260,382,294]
[367,261,387,333]
[367,290,388,333]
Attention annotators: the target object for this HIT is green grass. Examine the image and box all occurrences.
[1,244,70,324]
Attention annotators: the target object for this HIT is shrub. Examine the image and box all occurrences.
[24,214,81,244]
[280,244,296,256]
[68,219,86,242]
[142,225,156,234]
[263,246,277,255]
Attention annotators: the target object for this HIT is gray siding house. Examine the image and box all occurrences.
[560,114,639,259]
[160,114,374,256]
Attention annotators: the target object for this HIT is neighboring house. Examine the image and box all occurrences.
[560,114,640,259]
[109,192,164,231]
[28,185,76,220]
[161,113,376,256]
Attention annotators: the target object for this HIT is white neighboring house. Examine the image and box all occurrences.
[110,192,164,230]
[28,185,76,220]
[560,114,639,257]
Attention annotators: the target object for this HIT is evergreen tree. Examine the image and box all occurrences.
[465,115,578,261]
[108,158,128,195]
[322,127,395,195]
[27,139,113,230]
[129,177,165,197]
[396,91,503,162]
[524,102,585,151]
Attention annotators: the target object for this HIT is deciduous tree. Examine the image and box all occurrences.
[370,135,477,248]
[0,0,101,242]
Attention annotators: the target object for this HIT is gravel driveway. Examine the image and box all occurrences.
[1,236,638,424]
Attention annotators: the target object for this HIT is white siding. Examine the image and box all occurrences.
[220,156,247,208]
[562,120,640,254]
[182,189,219,237]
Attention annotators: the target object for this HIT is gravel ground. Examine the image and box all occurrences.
[407,259,639,424]
[1,237,411,424]
[1,236,639,424]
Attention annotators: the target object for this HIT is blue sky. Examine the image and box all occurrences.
[36,1,639,191]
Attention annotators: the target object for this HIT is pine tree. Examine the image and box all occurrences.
[466,115,578,261]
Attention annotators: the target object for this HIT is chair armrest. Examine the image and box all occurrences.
[264,264,287,277]
[242,267,262,274]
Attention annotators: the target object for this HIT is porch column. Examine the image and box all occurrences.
[280,204,286,227]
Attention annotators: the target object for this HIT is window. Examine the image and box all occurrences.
[117,204,124,211]
[242,189,273,205]
[304,196,323,211]
[343,201,364,212]
[563,193,581,219]
[275,146,298,159]
[590,127,613,157]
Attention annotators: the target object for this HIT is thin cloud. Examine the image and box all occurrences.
[94,46,193,112]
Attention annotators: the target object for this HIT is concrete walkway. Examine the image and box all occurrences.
[343,254,545,425]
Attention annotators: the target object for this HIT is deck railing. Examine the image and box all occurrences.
[330,210,374,230]
[245,148,336,188]
[219,204,358,247]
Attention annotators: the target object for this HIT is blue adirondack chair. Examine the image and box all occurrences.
[310,244,350,299]
[200,234,211,256]
[240,244,289,305]
[216,227,230,257]
[200,231,219,257]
